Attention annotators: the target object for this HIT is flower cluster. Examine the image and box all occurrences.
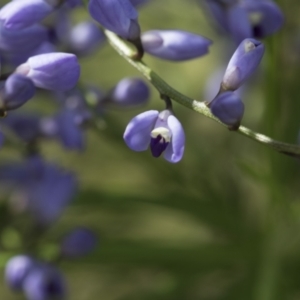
[0,0,285,299]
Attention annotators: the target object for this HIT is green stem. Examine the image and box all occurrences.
[104,29,300,158]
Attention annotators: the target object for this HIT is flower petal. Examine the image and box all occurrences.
[164,115,185,163]
[123,110,158,151]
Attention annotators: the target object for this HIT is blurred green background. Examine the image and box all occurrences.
[2,0,300,299]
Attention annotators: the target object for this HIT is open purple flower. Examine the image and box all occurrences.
[15,52,80,91]
[123,109,185,163]
[23,264,66,300]
[142,30,212,61]
[88,0,141,41]
[5,255,37,291]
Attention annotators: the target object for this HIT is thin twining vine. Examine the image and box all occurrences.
[104,29,300,158]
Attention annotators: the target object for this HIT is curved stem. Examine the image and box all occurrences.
[104,30,300,158]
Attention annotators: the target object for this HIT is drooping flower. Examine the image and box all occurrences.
[221,38,264,91]
[142,30,212,61]
[123,109,185,163]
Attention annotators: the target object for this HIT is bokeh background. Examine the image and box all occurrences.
[2,0,300,299]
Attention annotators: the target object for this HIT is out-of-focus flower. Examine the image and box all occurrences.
[88,0,141,41]
[0,74,36,112]
[0,0,58,30]
[61,227,97,258]
[0,23,48,53]
[200,0,284,44]
[15,52,80,91]
[0,156,77,225]
[5,255,37,291]
[23,264,66,300]
[68,21,106,56]
[222,38,264,91]
[129,0,149,7]
[142,30,212,61]
[110,77,150,106]
[55,109,85,150]
[124,109,185,163]
[209,91,244,128]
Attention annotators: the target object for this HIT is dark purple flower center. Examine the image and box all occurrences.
[150,135,169,158]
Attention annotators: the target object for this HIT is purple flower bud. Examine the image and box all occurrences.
[0,23,48,53]
[55,109,85,150]
[1,112,41,142]
[0,0,56,30]
[15,52,80,91]
[209,91,244,127]
[1,74,36,111]
[23,264,66,300]
[88,0,141,40]
[68,21,106,55]
[5,255,37,291]
[61,227,97,258]
[244,0,284,38]
[141,30,212,61]
[111,77,149,106]
[123,109,185,163]
[222,38,264,91]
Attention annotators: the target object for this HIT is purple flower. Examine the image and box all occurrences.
[5,255,37,291]
[88,0,141,41]
[142,30,212,61]
[68,21,106,56]
[0,22,48,53]
[55,109,85,150]
[222,38,264,91]
[15,52,80,91]
[129,0,149,7]
[0,156,77,225]
[110,77,150,106]
[1,74,36,111]
[23,264,66,300]
[123,110,185,163]
[0,0,56,30]
[61,227,97,258]
[243,0,284,38]
[209,91,244,128]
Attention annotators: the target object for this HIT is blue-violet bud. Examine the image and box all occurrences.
[209,91,244,128]
[222,38,264,91]
[141,30,212,61]
[111,77,149,106]
[15,52,80,91]
[88,0,141,41]
[0,23,48,53]
[61,227,97,258]
[123,110,185,163]
[0,0,58,30]
[1,74,36,111]
[68,21,106,55]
